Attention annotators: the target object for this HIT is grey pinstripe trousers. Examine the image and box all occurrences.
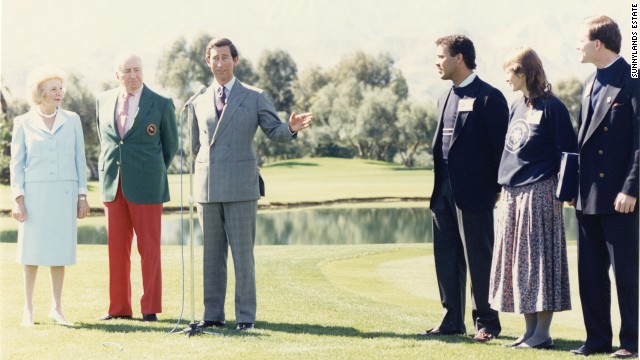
[197,200,258,323]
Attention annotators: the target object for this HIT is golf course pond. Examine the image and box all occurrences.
[0,206,578,245]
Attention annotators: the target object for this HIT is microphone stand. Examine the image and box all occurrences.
[179,96,218,337]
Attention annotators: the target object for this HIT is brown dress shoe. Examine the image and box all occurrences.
[473,329,496,343]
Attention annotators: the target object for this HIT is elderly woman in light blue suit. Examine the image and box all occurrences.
[10,65,90,327]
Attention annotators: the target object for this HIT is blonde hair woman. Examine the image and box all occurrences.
[10,65,90,326]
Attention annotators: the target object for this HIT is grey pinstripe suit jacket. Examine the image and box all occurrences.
[190,80,295,203]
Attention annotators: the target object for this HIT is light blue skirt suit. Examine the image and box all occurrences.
[10,108,87,266]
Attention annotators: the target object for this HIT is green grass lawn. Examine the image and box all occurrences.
[0,158,619,359]
[0,242,621,359]
[0,157,432,212]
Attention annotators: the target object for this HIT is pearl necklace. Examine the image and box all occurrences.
[37,108,57,118]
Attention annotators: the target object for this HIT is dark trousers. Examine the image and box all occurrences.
[576,211,639,352]
[431,178,501,335]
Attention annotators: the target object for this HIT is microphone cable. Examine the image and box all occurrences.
[164,105,188,336]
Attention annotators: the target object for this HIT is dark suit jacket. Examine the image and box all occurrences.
[96,85,178,204]
[576,58,640,214]
[430,76,509,212]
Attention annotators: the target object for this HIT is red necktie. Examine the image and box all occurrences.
[117,93,133,137]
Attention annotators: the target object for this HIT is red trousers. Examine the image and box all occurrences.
[104,184,163,316]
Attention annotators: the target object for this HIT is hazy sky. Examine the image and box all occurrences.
[1,0,634,104]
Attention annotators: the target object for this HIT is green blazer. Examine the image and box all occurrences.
[96,85,178,204]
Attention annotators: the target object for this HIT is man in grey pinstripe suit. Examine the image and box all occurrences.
[190,37,313,331]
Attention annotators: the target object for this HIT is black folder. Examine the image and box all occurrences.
[555,152,579,201]
[259,174,265,197]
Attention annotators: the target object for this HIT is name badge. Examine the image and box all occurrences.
[457,98,475,112]
[526,110,543,125]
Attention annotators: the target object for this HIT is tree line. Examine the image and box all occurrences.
[0,33,584,183]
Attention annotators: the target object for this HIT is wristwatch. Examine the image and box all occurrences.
[79,195,87,201]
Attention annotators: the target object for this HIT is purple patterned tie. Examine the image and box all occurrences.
[216,86,226,118]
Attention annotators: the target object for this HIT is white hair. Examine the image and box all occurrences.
[25,64,66,106]
[112,52,143,73]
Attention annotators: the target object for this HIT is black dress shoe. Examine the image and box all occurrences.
[98,314,132,321]
[570,344,612,356]
[417,327,465,336]
[196,320,225,328]
[142,314,158,322]
[236,322,254,331]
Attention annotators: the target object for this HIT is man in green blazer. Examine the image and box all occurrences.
[95,53,178,322]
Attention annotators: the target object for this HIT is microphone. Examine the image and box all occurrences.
[183,85,207,108]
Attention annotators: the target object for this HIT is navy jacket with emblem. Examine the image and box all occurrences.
[498,95,578,187]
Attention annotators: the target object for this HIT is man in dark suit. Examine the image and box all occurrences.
[420,35,508,342]
[96,53,178,322]
[570,16,639,359]
[190,38,313,331]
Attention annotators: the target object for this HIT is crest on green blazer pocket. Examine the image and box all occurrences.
[147,124,157,136]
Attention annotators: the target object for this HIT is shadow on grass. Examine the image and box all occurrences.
[64,320,589,350]
[73,320,179,334]
[258,322,589,350]
[257,321,474,342]
[70,319,466,341]
[73,318,265,337]
[264,161,319,168]
[473,334,585,353]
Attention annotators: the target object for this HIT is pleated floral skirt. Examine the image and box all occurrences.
[489,177,571,314]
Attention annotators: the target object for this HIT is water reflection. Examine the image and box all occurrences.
[0,207,578,245]
[259,208,431,245]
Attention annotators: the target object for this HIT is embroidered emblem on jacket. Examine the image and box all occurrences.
[147,124,157,136]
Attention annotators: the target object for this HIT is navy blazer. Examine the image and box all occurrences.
[430,76,509,212]
[576,58,640,214]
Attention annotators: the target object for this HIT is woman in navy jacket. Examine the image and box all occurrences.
[488,47,577,349]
